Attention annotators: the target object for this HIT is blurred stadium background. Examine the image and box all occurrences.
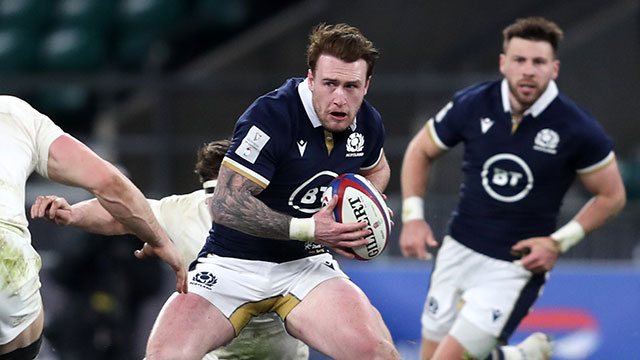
[2,0,638,358]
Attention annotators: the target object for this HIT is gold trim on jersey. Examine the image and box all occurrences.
[324,130,334,156]
[229,294,300,335]
[222,158,268,188]
[577,151,616,175]
[511,115,522,133]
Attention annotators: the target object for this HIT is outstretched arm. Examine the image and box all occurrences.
[31,196,128,235]
[210,165,371,258]
[43,134,187,293]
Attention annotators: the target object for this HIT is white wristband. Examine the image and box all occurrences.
[289,217,315,242]
[550,220,585,253]
[402,196,425,223]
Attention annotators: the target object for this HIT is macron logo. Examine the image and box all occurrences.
[297,139,307,157]
[480,117,494,134]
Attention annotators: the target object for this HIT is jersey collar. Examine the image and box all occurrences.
[202,179,217,194]
[297,78,357,131]
[501,78,558,118]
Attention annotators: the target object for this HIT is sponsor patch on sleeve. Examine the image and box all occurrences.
[235,125,270,164]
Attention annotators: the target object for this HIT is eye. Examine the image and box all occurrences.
[533,58,547,65]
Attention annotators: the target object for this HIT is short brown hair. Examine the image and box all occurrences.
[306,23,379,79]
[503,17,564,56]
[194,139,231,183]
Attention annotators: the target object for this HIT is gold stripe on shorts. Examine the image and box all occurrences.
[229,294,300,335]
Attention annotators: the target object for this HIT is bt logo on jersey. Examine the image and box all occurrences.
[481,153,533,203]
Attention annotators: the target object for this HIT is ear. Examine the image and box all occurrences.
[307,69,314,89]
[499,53,506,76]
[552,59,560,80]
[363,76,371,96]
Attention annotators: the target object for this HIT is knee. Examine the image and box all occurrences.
[146,344,190,360]
[346,330,400,360]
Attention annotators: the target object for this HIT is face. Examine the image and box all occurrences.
[500,37,559,112]
[308,54,370,132]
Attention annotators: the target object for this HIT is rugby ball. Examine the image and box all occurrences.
[322,173,391,260]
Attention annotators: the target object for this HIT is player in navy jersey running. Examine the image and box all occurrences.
[144,23,399,360]
[400,17,626,360]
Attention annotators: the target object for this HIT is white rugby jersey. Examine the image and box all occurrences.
[149,188,212,267]
[0,96,64,239]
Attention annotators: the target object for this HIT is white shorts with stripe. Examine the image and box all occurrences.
[188,253,347,335]
[0,227,43,344]
[421,236,548,343]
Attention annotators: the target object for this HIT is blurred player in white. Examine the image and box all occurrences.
[400,17,626,360]
[31,140,309,360]
[0,95,187,360]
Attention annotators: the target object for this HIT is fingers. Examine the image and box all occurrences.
[175,267,189,294]
[30,195,70,223]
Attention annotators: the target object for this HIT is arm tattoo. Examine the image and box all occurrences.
[210,166,291,240]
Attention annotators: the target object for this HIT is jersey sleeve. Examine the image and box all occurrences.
[573,117,615,174]
[5,96,65,178]
[429,98,468,150]
[223,95,292,188]
[33,114,64,178]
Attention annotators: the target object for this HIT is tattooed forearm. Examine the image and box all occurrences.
[210,166,292,240]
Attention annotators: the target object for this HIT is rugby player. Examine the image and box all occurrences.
[400,17,626,360]
[136,22,400,360]
[0,95,187,360]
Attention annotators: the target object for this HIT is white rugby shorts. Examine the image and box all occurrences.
[188,253,348,335]
[421,236,547,342]
[0,227,43,344]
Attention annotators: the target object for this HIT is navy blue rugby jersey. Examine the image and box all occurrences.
[429,79,614,261]
[199,77,385,263]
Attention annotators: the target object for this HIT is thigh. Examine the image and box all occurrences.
[461,257,547,341]
[285,277,395,359]
[421,237,467,342]
[146,292,234,360]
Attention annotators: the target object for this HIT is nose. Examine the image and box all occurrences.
[333,86,347,106]
[522,60,535,76]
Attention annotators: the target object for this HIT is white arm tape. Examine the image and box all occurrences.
[402,196,425,223]
[289,217,315,242]
[550,220,585,253]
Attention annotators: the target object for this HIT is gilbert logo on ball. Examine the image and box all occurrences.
[323,173,391,260]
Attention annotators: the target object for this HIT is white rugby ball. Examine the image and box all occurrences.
[322,173,391,260]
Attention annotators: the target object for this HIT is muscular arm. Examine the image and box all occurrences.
[399,123,445,259]
[210,165,290,239]
[359,151,390,192]
[32,197,129,235]
[574,159,626,232]
[400,124,445,199]
[47,135,165,245]
[45,134,187,293]
[210,165,371,255]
